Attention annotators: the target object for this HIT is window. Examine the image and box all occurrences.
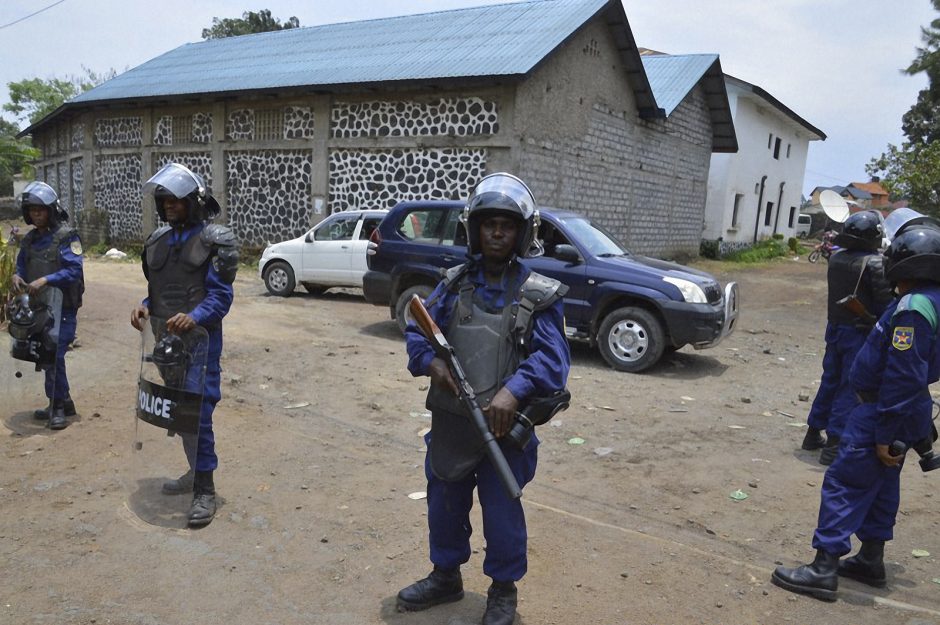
[537,222,573,258]
[786,143,791,158]
[255,108,285,140]
[314,214,357,241]
[359,217,382,241]
[172,115,193,144]
[773,137,781,160]
[441,209,465,246]
[768,133,773,149]
[731,193,744,227]
[788,206,796,228]
[397,209,450,243]
[764,201,774,226]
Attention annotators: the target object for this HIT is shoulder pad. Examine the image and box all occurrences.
[200,224,238,248]
[145,225,173,247]
[520,271,568,310]
[442,264,469,287]
[894,293,938,333]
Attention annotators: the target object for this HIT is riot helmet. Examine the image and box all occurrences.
[884,225,940,284]
[883,207,940,242]
[143,163,220,224]
[19,181,60,227]
[151,333,191,388]
[833,210,883,251]
[462,173,539,257]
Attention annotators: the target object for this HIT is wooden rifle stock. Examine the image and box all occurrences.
[408,294,523,500]
[836,295,877,326]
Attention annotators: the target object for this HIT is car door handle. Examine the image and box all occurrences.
[341,245,349,249]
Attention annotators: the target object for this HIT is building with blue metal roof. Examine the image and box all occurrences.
[25,0,737,257]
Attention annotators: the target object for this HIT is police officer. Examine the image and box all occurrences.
[397,173,570,625]
[803,211,893,464]
[11,181,84,430]
[772,222,940,601]
[130,163,238,527]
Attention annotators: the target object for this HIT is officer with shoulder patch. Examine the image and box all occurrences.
[130,163,238,527]
[803,211,893,464]
[772,222,940,601]
[11,181,84,430]
[397,173,570,625]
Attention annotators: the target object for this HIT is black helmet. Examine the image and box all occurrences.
[18,181,60,227]
[884,225,940,284]
[462,173,539,257]
[152,333,191,388]
[143,163,220,224]
[834,210,883,251]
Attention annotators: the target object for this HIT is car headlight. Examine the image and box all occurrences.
[663,276,707,304]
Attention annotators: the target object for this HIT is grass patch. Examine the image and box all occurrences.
[723,238,791,263]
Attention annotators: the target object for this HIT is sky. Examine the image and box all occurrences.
[0,0,936,198]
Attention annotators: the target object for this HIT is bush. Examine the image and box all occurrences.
[0,235,16,325]
[724,238,789,263]
[772,233,784,240]
[787,237,799,253]
[699,239,721,260]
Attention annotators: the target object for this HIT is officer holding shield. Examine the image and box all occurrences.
[12,181,84,430]
[130,163,238,527]
[398,173,570,625]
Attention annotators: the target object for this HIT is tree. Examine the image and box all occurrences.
[3,66,118,127]
[0,117,39,195]
[869,0,940,215]
[201,9,300,39]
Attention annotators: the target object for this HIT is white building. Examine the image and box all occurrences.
[703,75,825,249]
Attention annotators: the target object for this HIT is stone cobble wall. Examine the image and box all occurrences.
[71,158,84,224]
[331,97,498,138]
[225,150,313,246]
[93,154,143,242]
[328,148,486,212]
[94,117,142,147]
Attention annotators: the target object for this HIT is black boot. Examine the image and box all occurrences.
[771,549,840,602]
[483,580,518,625]
[34,398,75,420]
[162,469,195,495]
[801,427,826,450]
[838,541,886,588]
[819,435,841,465]
[187,471,217,527]
[396,566,464,612]
[47,403,68,430]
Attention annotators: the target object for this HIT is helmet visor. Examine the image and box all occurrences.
[469,174,537,219]
[19,181,58,208]
[883,207,940,241]
[143,163,203,199]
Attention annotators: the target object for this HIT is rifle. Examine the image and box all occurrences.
[408,294,523,500]
[836,294,877,326]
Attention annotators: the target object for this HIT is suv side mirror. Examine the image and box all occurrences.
[554,244,581,263]
[305,232,313,243]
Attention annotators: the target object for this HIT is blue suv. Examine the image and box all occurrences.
[363,200,738,372]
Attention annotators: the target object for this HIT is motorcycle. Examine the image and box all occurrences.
[807,231,838,264]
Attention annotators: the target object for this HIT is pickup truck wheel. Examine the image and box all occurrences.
[396,285,434,334]
[597,307,665,373]
[263,261,295,297]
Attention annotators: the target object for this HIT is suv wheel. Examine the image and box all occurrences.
[263,261,295,297]
[395,285,434,334]
[597,307,665,372]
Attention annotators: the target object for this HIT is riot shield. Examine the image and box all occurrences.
[125,316,208,528]
[2,286,66,433]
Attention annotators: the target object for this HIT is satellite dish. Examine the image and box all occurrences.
[819,190,850,223]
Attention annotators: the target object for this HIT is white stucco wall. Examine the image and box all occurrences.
[703,81,820,243]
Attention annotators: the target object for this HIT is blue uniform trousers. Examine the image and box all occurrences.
[180,329,222,472]
[812,407,902,555]
[44,308,76,403]
[807,323,867,437]
[425,433,538,582]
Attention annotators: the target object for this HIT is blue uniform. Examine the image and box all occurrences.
[405,261,570,582]
[812,285,940,555]
[16,228,83,403]
[143,224,233,472]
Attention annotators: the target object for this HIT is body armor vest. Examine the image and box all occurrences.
[22,226,83,309]
[144,226,212,320]
[827,250,891,327]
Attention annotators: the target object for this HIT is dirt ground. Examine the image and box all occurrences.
[2,240,939,625]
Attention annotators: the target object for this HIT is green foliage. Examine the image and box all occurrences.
[788,237,799,253]
[772,233,784,240]
[0,234,16,325]
[0,118,39,195]
[699,239,720,259]
[724,238,789,263]
[202,9,300,39]
[3,66,118,126]
[867,141,940,216]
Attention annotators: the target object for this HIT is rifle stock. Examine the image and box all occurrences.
[408,294,523,500]
[836,294,877,325]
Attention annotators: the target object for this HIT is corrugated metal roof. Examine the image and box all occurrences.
[72,0,610,104]
[640,54,718,116]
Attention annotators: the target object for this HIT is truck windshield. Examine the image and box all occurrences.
[559,216,629,257]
